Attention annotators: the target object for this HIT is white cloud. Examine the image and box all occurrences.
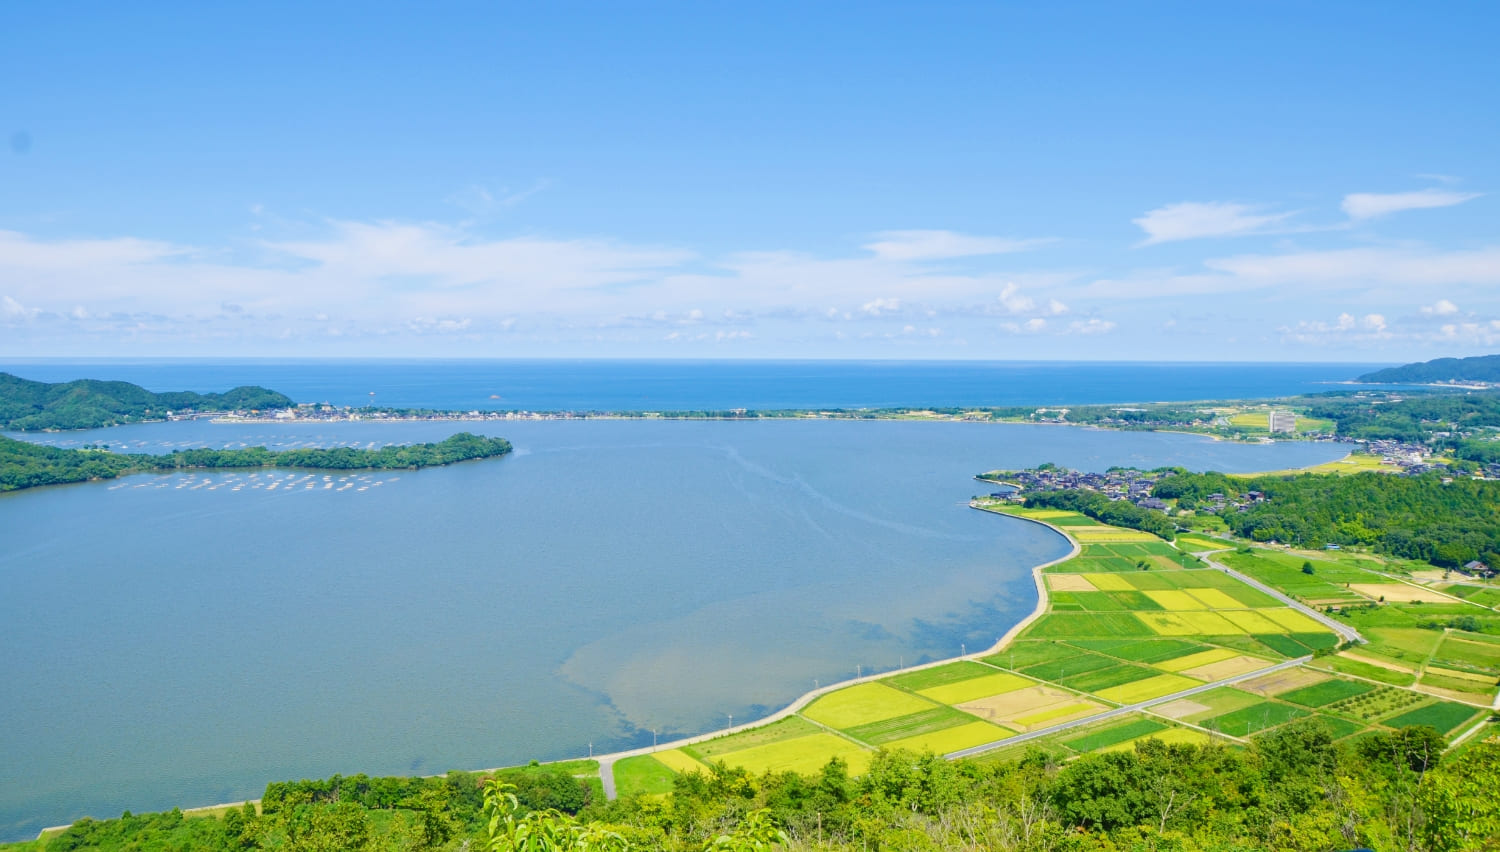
[1421,299,1459,315]
[0,230,187,269]
[1068,318,1115,335]
[1342,188,1481,220]
[1281,311,1393,341]
[406,316,473,334]
[1133,201,1292,245]
[1201,247,1500,289]
[860,297,903,316]
[996,282,1033,313]
[2,295,38,322]
[863,230,1053,261]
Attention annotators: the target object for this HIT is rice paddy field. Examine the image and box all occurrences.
[606,509,1497,795]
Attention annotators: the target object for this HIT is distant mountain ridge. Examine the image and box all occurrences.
[1357,354,1500,384]
[0,372,294,431]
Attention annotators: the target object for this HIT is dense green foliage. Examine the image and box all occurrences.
[1359,354,1500,385]
[1021,489,1176,540]
[0,433,512,492]
[0,373,293,430]
[1449,438,1500,465]
[1154,470,1500,567]
[16,729,1500,851]
[1303,392,1500,441]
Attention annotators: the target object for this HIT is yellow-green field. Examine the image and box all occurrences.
[1080,573,1134,591]
[1068,528,1162,543]
[917,672,1031,704]
[712,733,873,775]
[803,683,938,728]
[1175,534,1233,552]
[1156,648,1239,672]
[1098,725,1214,753]
[881,720,1012,754]
[607,512,1390,798]
[650,748,709,774]
[1095,673,1199,703]
[1239,452,1401,477]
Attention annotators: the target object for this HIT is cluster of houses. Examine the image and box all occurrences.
[984,467,1168,508]
[1200,490,1268,514]
[985,466,1289,518]
[220,404,606,424]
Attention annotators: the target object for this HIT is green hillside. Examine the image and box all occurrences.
[1358,354,1500,384]
[0,372,293,431]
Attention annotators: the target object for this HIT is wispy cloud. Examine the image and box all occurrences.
[863,229,1053,261]
[1421,299,1459,316]
[1204,246,1500,288]
[1133,201,1293,245]
[1341,188,1481,220]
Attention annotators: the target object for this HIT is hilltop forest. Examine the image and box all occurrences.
[1358,354,1500,385]
[0,372,292,430]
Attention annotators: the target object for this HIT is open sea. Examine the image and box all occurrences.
[0,358,1389,411]
[0,361,1371,840]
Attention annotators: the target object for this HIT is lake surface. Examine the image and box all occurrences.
[0,417,1348,841]
[0,358,1388,411]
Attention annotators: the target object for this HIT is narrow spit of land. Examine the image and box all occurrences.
[0,432,512,492]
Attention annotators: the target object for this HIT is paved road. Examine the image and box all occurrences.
[1202,557,1364,645]
[947,655,1312,759]
[597,757,617,800]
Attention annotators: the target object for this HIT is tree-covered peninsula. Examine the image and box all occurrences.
[0,433,512,492]
[0,372,293,431]
[1358,353,1500,385]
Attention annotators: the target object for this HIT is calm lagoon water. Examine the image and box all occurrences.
[0,418,1347,840]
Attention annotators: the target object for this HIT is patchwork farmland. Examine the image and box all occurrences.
[604,504,1499,796]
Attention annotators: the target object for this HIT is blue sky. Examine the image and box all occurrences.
[2,2,1497,360]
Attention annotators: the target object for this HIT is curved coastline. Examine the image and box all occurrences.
[35,505,1082,835]
[592,505,1078,754]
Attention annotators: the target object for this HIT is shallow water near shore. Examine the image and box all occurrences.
[0,418,1345,840]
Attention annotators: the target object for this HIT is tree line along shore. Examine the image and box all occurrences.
[0,432,513,493]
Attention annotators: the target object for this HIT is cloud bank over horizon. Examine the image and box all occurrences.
[2,3,1496,361]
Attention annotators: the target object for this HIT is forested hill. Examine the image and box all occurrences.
[0,432,512,492]
[1357,354,1500,384]
[0,372,293,431]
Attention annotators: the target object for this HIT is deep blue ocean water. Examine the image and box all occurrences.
[0,361,1364,840]
[0,359,1389,411]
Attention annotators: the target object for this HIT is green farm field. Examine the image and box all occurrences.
[1381,701,1486,735]
[1276,678,1374,707]
[885,661,996,691]
[1203,701,1310,736]
[612,755,678,797]
[1067,637,1209,663]
[1062,717,1167,752]
[843,706,980,745]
